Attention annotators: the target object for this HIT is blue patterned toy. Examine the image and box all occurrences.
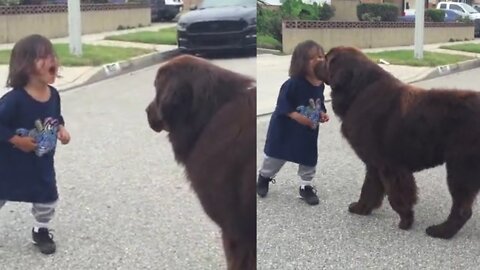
[296,98,322,129]
[16,119,58,157]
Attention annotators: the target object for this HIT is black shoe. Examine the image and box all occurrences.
[32,228,56,255]
[257,174,275,197]
[299,185,319,205]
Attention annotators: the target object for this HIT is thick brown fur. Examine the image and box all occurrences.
[315,46,480,239]
[146,55,256,269]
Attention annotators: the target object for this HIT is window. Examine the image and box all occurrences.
[450,4,465,13]
[439,3,447,9]
[460,3,479,14]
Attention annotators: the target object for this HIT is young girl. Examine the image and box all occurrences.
[257,40,329,206]
[0,34,70,254]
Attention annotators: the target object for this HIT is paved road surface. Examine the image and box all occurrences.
[257,68,480,270]
[0,55,256,270]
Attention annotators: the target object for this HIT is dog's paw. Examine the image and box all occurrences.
[398,218,413,230]
[426,224,456,239]
[398,210,414,230]
[348,202,372,215]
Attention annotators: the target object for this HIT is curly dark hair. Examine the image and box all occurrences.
[7,34,56,89]
[289,40,324,78]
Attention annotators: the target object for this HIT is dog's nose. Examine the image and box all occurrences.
[146,102,164,133]
[146,102,153,114]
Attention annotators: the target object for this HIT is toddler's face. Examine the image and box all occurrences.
[308,48,325,77]
[33,54,59,85]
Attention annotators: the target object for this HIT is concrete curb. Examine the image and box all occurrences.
[257,48,283,55]
[409,57,480,83]
[60,49,181,92]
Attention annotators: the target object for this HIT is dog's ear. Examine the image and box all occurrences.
[160,78,193,128]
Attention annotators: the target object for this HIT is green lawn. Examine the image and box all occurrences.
[0,49,10,65]
[258,34,282,50]
[366,50,473,67]
[0,44,153,67]
[105,27,177,45]
[439,43,480,54]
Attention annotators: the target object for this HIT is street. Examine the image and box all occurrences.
[0,55,256,269]
[413,67,480,90]
[257,68,480,270]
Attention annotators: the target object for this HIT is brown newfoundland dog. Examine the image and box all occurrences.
[146,55,256,269]
[315,46,480,239]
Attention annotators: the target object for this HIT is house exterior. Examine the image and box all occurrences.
[183,0,202,10]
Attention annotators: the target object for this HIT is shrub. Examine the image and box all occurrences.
[425,9,445,22]
[361,13,382,22]
[257,0,335,47]
[280,0,304,20]
[258,34,283,50]
[318,3,335,21]
[0,0,20,5]
[457,16,473,23]
[280,0,335,21]
[298,2,318,20]
[357,3,399,22]
[257,7,283,41]
[20,0,43,4]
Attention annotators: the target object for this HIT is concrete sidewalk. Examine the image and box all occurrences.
[365,39,480,53]
[257,39,480,116]
[0,23,178,96]
[0,23,176,51]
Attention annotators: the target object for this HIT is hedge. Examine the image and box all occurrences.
[357,3,399,22]
[425,9,445,22]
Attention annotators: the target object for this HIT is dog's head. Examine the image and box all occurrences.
[314,46,388,117]
[146,54,254,161]
[146,55,215,134]
[314,46,376,89]
[146,55,197,134]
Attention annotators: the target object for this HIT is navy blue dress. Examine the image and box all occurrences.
[264,77,326,167]
[0,87,64,203]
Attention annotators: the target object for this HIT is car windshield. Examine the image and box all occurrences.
[199,0,256,9]
[460,3,479,14]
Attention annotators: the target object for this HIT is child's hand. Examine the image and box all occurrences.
[320,112,330,123]
[9,135,37,153]
[289,112,316,129]
[301,117,316,129]
[57,126,71,145]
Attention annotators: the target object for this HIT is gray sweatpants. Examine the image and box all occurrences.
[259,155,316,187]
[0,200,57,228]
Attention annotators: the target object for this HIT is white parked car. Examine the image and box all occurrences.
[437,2,480,37]
[436,2,480,20]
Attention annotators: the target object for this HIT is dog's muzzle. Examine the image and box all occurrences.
[314,60,330,85]
[146,102,164,133]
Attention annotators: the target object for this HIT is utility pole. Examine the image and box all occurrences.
[67,0,83,56]
[414,0,425,59]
